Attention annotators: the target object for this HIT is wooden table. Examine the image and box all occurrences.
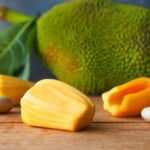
[0,97,150,150]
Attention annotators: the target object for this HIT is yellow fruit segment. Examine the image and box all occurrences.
[0,75,34,105]
[102,77,150,117]
[21,79,95,131]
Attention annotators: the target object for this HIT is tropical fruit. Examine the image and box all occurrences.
[102,77,150,117]
[1,0,150,94]
[37,0,150,94]
[21,79,95,131]
[0,75,34,105]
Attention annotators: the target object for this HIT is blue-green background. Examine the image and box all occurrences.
[0,0,149,81]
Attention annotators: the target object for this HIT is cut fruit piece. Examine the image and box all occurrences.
[102,77,150,117]
[0,75,34,105]
[21,79,95,131]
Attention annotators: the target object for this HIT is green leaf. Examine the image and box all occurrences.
[0,18,36,80]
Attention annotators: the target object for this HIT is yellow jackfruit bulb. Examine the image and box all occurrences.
[21,79,95,131]
[0,75,34,106]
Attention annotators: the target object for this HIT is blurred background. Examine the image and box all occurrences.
[0,0,150,81]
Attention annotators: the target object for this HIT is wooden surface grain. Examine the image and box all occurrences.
[0,96,150,150]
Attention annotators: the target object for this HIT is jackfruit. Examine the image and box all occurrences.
[0,75,34,105]
[36,0,150,94]
[102,77,150,117]
[1,0,150,94]
[21,79,95,131]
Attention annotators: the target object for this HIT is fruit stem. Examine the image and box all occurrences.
[0,6,34,24]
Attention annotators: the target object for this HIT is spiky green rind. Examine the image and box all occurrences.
[37,0,150,94]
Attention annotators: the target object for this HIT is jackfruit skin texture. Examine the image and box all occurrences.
[37,0,150,94]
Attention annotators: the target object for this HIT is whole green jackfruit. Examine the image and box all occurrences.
[37,0,150,94]
[1,0,149,95]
